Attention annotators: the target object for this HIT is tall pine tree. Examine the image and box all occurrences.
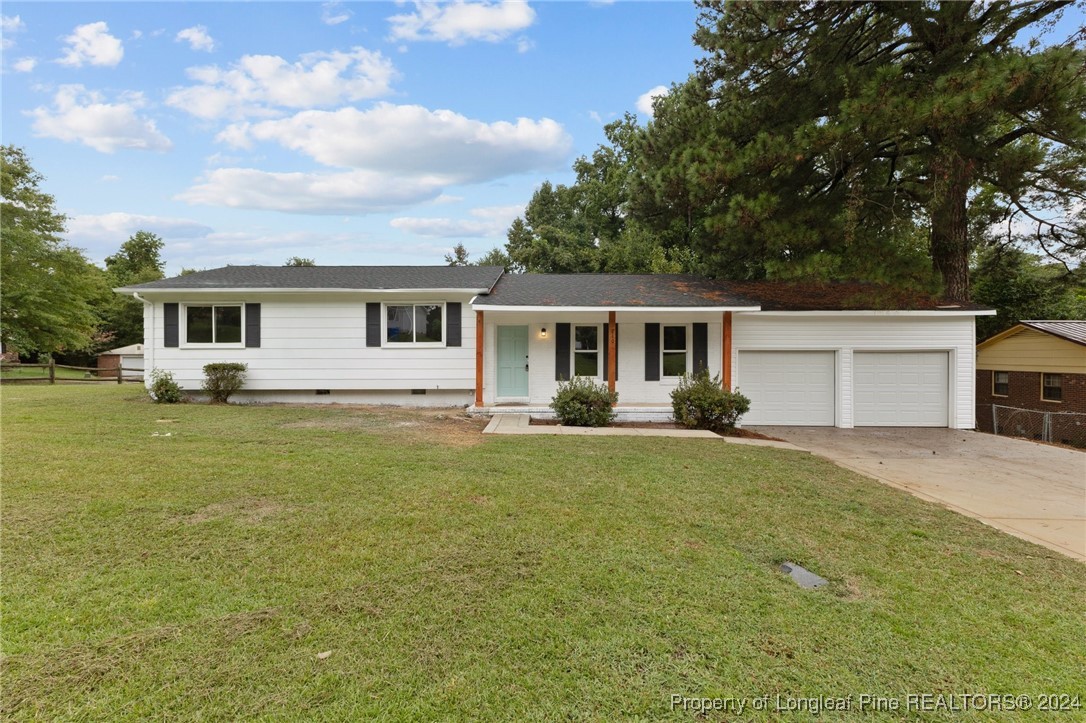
[687,0,1085,301]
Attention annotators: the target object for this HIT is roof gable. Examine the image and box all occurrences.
[979,320,1086,350]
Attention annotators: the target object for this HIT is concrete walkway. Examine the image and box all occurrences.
[483,414,806,450]
[752,426,1086,562]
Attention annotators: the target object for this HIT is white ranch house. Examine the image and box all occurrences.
[117,266,994,428]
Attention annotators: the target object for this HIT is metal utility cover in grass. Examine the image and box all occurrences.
[780,562,828,589]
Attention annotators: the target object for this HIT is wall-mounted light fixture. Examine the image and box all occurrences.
[540,327,548,339]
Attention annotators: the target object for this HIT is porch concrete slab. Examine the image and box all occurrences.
[482,414,806,450]
[751,426,1086,562]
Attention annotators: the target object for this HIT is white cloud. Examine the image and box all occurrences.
[321,2,352,26]
[176,167,449,214]
[2,14,25,50]
[390,204,523,238]
[57,21,124,67]
[166,47,395,120]
[636,84,669,118]
[12,57,37,73]
[28,85,172,153]
[100,174,120,182]
[516,36,534,53]
[175,25,215,52]
[66,212,213,263]
[218,102,571,183]
[389,1,536,46]
[67,212,213,243]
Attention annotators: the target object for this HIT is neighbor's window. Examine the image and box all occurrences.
[662,325,688,377]
[1042,373,1062,402]
[386,304,443,344]
[186,305,242,344]
[573,325,599,377]
[993,371,1010,396]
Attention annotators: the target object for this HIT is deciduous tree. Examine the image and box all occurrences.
[0,146,105,355]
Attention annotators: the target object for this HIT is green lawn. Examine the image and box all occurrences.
[2,385,1083,720]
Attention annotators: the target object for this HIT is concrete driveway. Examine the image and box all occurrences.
[751,427,1086,561]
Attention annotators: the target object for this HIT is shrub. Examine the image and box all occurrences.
[202,362,248,403]
[670,370,751,433]
[149,368,184,404]
[550,376,618,427]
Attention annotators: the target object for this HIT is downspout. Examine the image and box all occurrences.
[132,292,153,385]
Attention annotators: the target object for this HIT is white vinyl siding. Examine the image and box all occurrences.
[737,351,836,426]
[146,292,477,392]
[480,311,725,407]
[732,314,975,429]
[853,352,949,426]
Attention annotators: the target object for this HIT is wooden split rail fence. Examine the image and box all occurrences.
[0,361,143,384]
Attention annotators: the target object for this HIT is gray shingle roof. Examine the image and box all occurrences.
[118,265,505,292]
[473,274,761,308]
[1022,320,1086,346]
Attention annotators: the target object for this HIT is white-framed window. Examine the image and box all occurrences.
[662,325,688,377]
[573,325,600,377]
[384,303,445,345]
[992,371,1010,397]
[183,304,243,346]
[1042,373,1062,402]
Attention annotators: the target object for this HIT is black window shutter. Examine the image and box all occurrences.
[245,303,261,348]
[446,302,462,346]
[692,323,708,373]
[164,303,179,347]
[555,323,571,381]
[366,303,381,347]
[644,323,660,381]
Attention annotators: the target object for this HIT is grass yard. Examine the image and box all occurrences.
[2,385,1084,720]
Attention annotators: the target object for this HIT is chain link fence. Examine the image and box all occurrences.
[987,405,1086,448]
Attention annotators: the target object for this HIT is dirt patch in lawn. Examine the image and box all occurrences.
[181,498,284,525]
[278,405,488,447]
[529,418,785,441]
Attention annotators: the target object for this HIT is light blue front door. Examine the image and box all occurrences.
[497,325,529,397]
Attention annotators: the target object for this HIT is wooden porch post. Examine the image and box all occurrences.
[607,310,617,400]
[722,311,733,391]
[475,310,484,407]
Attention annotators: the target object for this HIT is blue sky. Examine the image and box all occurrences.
[1,1,702,274]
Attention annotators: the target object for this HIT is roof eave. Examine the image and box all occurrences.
[116,287,493,295]
[744,309,997,316]
[471,304,762,312]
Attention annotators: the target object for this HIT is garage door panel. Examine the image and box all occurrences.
[738,351,835,426]
[854,352,948,427]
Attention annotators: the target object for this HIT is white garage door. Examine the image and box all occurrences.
[853,352,948,427]
[738,351,835,426]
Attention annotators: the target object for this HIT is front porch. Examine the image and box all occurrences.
[467,403,675,423]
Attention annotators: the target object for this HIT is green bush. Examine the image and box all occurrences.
[149,368,184,404]
[202,363,248,403]
[550,376,618,427]
[670,370,751,433]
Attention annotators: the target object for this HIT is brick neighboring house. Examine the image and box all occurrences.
[976,320,1086,447]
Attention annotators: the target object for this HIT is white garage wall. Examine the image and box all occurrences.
[732,313,977,429]
[142,292,479,402]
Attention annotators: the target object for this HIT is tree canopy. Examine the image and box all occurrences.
[682,0,1086,301]
[1,146,106,355]
[100,231,165,348]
